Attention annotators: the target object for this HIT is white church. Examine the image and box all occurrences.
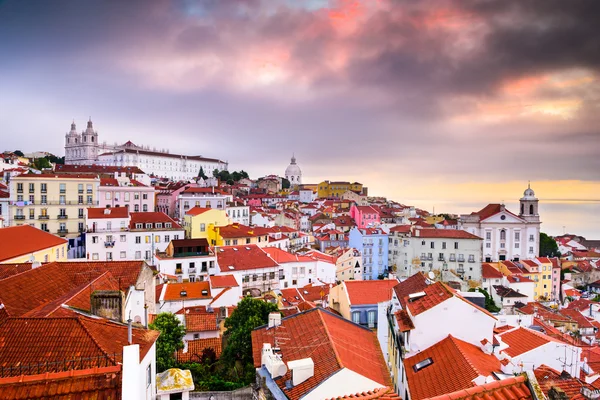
[284,155,302,188]
[64,119,228,181]
[460,185,541,262]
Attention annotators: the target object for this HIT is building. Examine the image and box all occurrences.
[317,180,365,198]
[226,200,250,225]
[252,308,394,400]
[64,119,228,180]
[154,238,217,282]
[460,185,541,262]
[389,228,483,281]
[177,187,232,220]
[183,207,230,239]
[334,247,362,281]
[209,223,270,247]
[85,208,184,264]
[0,225,68,263]
[329,279,398,327]
[156,182,197,218]
[9,173,100,240]
[284,155,302,187]
[349,204,381,229]
[98,174,155,212]
[348,227,389,280]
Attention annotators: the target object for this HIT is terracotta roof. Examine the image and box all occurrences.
[567,299,595,313]
[327,387,401,399]
[493,286,528,298]
[263,247,314,263]
[185,312,218,332]
[176,337,223,363]
[209,274,239,288]
[470,204,505,221]
[516,303,570,323]
[100,177,146,187]
[0,366,122,400]
[498,327,562,357]
[13,173,98,180]
[0,263,33,280]
[482,263,504,279]
[298,284,329,303]
[129,212,181,229]
[0,316,158,373]
[414,229,482,240]
[395,310,415,331]
[0,226,67,263]
[215,245,278,272]
[185,206,214,216]
[559,309,595,329]
[344,279,399,306]
[87,207,129,219]
[251,308,391,400]
[393,272,430,309]
[534,364,593,399]
[423,375,532,400]
[405,335,501,400]
[163,281,212,301]
[406,281,454,316]
[389,225,412,234]
[55,164,145,174]
[181,187,226,195]
[216,223,267,239]
[506,275,534,283]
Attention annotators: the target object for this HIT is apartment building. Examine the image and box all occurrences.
[176,187,232,220]
[9,173,99,240]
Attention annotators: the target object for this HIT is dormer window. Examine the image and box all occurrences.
[155,223,162,229]
[146,223,152,229]
[165,223,172,228]
[136,223,143,229]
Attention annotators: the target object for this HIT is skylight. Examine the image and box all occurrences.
[413,358,433,372]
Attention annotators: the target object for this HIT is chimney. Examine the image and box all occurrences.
[268,312,282,328]
[127,317,133,345]
[287,358,314,386]
[183,340,189,353]
[548,387,569,400]
[591,304,594,318]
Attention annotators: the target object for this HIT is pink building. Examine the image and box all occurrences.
[349,204,381,229]
[98,174,156,212]
[156,182,198,218]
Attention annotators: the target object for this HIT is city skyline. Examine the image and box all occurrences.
[1,0,599,237]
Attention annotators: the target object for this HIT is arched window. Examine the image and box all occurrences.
[520,203,524,214]
[529,204,534,215]
[500,229,506,240]
[91,136,94,142]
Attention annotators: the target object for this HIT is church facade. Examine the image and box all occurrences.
[284,155,302,187]
[64,120,227,181]
[460,185,541,262]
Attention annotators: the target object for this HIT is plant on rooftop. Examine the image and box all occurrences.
[149,312,186,372]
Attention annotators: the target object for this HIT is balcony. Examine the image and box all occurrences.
[38,215,49,220]
[458,257,465,263]
[57,229,69,236]
[104,241,115,248]
[449,255,456,262]
[468,258,475,263]
[57,215,68,220]
[438,256,445,262]
[173,251,210,258]
[14,215,25,220]
[78,214,84,219]
[189,268,197,274]
[175,269,183,275]
[87,189,93,194]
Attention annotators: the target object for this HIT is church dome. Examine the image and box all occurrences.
[285,156,301,177]
[521,184,536,200]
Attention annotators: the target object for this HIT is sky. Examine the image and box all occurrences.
[0,0,599,237]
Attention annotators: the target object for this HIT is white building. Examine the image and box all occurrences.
[225,201,250,225]
[177,187,232,220]
[98,173,155,212]
[85,208,184,264]
[64,119,228,180]
[154,238,218,282]
[389,227,483,281]
[284,155,302,187]
[460,185,541,262]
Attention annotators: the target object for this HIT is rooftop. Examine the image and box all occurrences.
[344,279,399,306]
[163,281,212,301]
[498,327,562,357]
[215,245,278,272]
[129,212,182,230]
[0,226,67,263]
[87,207,129,219]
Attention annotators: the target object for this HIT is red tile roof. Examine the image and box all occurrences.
[176,338,223,363]
[263,247,314,263]
[506,275,534,283]
[567,299,596,313]
[0,366,122,400]
[327,387,401,399]
[414,229,482,240]
[498,327,561,357]
[395,310,415,331]
[482,263,504,279]
[422,375,531,400]
[215,245,278,272]
[406,282,454,316]
[393,272,430,309]
[185,206,214,216]
[163,281,212,301]
[0,263,33,280]
[87,207,129,219]
[185,312,218,332]
[100,177,147,187]
[344,279,399,306]
[129,212,181,229]
[216,223,268,238]
[251,308,391,400]
[405,335,501,400]
[210,274,239,288]
[0,226,67,263]
[534,364,594,399]
[0,316,158,374]
[389,225,412,234]
[298,284,329,303]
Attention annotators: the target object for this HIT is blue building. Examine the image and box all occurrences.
[348,227,389,280]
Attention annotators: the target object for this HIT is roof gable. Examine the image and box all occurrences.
[344,279,398,306]
[0,226,67,263]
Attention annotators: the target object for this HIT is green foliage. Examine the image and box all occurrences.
[472,288,501,313]
[149,312,186,372]
[592,295,600,302]
[33,157,52,170]
[212,169,249,184]
[222,297,279,366]
[198,167,208,180]
[282,178,290,189]
[13,150,24,157]
[539,232,561,257]
[47,154,64,164]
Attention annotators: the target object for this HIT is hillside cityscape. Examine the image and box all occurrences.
[1,1,600,400]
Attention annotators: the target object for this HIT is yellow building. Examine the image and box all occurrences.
[207,223,270,247]
[317,180,363,199]
[498,259,552,300]
[184,206,230,239]
[10,173,100,239]
[0,225,68,263]
[424,215,445,225]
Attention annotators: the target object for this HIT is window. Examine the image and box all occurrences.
[529,246,534,253]
[143,204,148,212]
[454,242,458,249]
[368,310,376,328]
[87,195,93,204]
[41,195,47,204]
[421,240,425,246]
[430,242,434,249]
[164,235,170,243]
[145,250,151,260]
[107,252,113,260]
[120,251,126,259]
[486,231,491,240]
[500,243,505,248]
[78,183,83,194]
[352,312,360,324]
[155,235,160,243]
[29,183,34,193]
[29,209,34,219]
[165,223,172,228]
[146,365,152,388]
[92,253,99,260]
[134,192,140,200]
[135,236,141,244]
[120,235,126,242]
[486,243,491,248]
[105,192,111,200]
[500,230,506,240]
[529,234,534,242]
[59,195,66,205]
[143,193,148,200]
[442,242,446,250]
[515,231,520,241]
[145,236,150,243]
[59,183,66,194]
[92,236,98,244]
[174,235,179,240]
[134,204,139,212]
[145,223,152,229]
[41,183,47,193]
[135,251,141,259]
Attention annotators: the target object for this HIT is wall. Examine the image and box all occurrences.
[185,209,230,239]
[4,242,68,263]
[329,282,351,320]
[189,387,253,399]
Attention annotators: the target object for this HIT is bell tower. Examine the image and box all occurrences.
[519,182,539,223]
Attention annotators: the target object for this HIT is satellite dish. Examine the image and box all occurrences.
[428,271,435,280]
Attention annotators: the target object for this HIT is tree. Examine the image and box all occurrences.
[149,312,186,372]
[468,288,500,313]
[539,232,560,257]
[222,297,279,366]
[33,157,51,170]
[282,178,290,189]
[13,150,24,157]
[198,167,208,180]
[212,169,220,178]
